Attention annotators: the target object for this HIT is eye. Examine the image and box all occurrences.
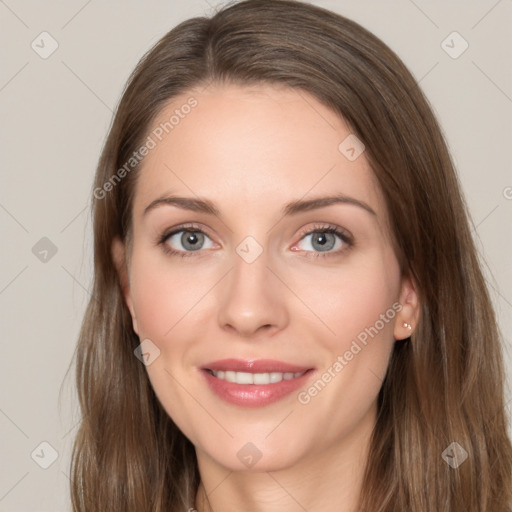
[292,225,353,256]
[159,225,216,256]
[158,223,352,258]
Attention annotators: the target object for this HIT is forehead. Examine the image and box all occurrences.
[132,83,386,222]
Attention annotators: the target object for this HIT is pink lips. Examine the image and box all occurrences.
[200,358,314,408]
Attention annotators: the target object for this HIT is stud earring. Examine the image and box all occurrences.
[403,322,412,331]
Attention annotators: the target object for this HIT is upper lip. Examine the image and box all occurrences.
[202,358,313,373]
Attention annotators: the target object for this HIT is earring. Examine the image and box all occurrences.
[403,322,412,331]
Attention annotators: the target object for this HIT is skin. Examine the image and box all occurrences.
[112,83,420,512]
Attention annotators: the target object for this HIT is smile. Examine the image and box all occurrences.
[201,359,314,407]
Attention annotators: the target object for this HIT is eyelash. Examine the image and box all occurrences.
[157,222,354,259]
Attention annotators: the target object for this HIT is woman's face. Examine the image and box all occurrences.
[113,83,419,473]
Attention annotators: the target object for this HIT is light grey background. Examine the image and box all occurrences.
[1,1,511,510]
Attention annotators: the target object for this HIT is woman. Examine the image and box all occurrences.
[70,1,512,510]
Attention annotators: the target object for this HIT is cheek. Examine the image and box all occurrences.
[129,251,208,340]
[292,256,400,436]
[291,251,401,350]
[127,253,207,434]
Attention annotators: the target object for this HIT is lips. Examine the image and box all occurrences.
[202,358,311,373]
[200,358,315,407]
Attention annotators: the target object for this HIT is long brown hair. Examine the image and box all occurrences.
[69,1,512,510]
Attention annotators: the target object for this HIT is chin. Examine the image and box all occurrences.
[197,432,313,474]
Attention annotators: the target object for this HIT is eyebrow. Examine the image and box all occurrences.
[143,194,376,218]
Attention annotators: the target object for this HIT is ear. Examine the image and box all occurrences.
[393,273,420,341]
[111,236,139,335]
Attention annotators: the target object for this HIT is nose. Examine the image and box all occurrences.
[216,247,289,339]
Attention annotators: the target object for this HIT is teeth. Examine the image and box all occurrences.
[210,370,305,384]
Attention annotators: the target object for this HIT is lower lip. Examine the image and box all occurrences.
[201,369,314,407]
